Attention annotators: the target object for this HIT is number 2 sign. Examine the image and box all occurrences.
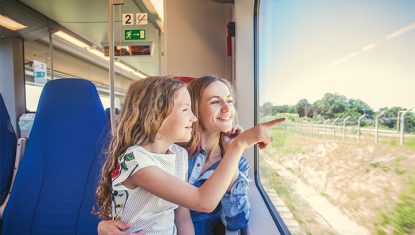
[122,13,148,26]
[122,13,134,25]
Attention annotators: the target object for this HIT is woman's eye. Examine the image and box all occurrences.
[210,101,219,104]
[227,100,234,103]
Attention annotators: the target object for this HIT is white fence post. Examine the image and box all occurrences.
[332,117,339,140]
[342,116,350,140]
[324,119,330,142]
[357,114,366,142]
[400,109,412,145]
[397,112,401,133]
[316,120,322,137]
[375,111,385,144]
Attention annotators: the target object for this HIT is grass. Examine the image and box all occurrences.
[387,139,415,149]
[268,128,302,154]
[389,139,398,147]
[404,138,415,149]
[260,116,415,234]
[369,162,391,173]
[367,157,406,175]
[375,178,415,235]
[394,157,406,175]
[269,128,289,148]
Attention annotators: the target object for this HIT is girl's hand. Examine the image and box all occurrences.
[226,126,243,139]
[98,220,145,235]
[221,126,243,152]
[232,118,285,150]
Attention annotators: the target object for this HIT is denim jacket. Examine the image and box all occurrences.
[188,149,251,235]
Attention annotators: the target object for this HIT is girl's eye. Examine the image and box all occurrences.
[227,100,234,104]
[183,108,189,112]
[210,101,219,104]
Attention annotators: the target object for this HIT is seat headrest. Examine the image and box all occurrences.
[31,78,105,138]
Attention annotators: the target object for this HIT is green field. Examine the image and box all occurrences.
[260,125,415,234]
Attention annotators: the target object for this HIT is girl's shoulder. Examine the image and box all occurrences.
[123,145,146,156]
[170,144,188,157]
[119,145,154,163]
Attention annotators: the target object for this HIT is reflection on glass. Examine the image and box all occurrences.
[258,1,415,234]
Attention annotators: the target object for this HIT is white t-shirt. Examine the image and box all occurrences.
[111,144,188,235]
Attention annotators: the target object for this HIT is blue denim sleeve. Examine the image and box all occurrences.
[220,157,251,231]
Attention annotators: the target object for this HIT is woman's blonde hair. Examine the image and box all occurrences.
[96,76,185,219]
[184,75,235,155]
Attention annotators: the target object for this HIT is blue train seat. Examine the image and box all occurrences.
[0,93,17,205]
[105,107,121,131]
[2,79,109,235]
[105,107,111,122]
[105,107,120,122]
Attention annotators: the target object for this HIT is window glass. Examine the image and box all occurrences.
[24,59,76,112]
[258,1,415,234]
[24,59,124,112]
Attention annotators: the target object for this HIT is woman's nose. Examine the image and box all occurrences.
[221,102,230,112]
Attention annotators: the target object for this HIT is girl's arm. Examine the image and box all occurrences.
[221,125,244,192]
[174,173,194,235]
[123,118,284,212]
[123,141,244,212]
[227,170,240,191]
[174,206,194,235]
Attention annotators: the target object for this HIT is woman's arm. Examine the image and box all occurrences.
[123,118,284,213]
[174,206,194,235]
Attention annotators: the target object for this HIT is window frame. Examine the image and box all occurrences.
[253,0,291,234]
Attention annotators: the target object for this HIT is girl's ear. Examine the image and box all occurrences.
[154,120,163,140]
[153,118,162,130]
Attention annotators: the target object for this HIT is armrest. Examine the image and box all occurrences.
[0,138,27,218]
[226,229,240,235]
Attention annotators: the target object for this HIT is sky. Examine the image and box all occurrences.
[258,0,415,111]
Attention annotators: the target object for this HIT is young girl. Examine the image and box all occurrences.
[96,76,283,235]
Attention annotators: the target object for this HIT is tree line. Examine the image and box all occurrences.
[260,93,415,132]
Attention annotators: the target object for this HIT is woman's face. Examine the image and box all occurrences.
[198,81,235,133]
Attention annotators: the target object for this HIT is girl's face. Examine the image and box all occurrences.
[198,81,235,133]
[158,87,197,143]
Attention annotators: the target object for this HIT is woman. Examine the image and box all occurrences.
[184,75,250,234]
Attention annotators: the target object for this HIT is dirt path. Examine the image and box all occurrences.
[265,157,370,235]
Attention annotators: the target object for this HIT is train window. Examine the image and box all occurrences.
[23,43,125,112]
[257,1,415,234]
[24,64,123,112]
[24,59,77,112]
